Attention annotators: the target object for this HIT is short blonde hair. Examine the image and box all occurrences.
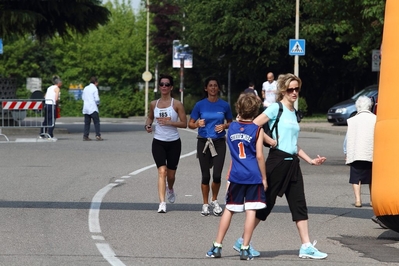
[276,73,302,101]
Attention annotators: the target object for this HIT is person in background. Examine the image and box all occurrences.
[145,74,187,213]
[244,81,261,101]
[345,96,376,208]
[206,93,266,261]
[39,76,61,141]
[261,72,277,108]
[82,76,102,141]
[188,77,233,217]
[236,73,328,260]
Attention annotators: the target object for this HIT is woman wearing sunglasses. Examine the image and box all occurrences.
[188,76,233,217]
[234,73,328,259]
[145,74,187,213]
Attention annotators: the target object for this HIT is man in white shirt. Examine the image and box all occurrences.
[261,72,277,108]
[39,77,61,140]
[82,76,102,141]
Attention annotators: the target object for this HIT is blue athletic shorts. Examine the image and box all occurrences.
[225,182,266,212]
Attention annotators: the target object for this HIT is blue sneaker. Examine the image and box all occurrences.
[206,244,222,258]
[299,241,328,259]
[240,248,254,261]
[233,238,260,257]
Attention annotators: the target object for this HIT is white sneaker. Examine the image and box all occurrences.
[166,186,176,204]
[157,202,166,213]
[201,204,210,216]
[210,200,223,216]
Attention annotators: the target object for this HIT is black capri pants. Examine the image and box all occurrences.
[256,158,308,222]
[197,138,226,185]
[151,138,181,170]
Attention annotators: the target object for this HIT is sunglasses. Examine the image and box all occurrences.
[159,82,171,87]
[286,87,300,93]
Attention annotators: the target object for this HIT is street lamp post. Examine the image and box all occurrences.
[143,0,152,118]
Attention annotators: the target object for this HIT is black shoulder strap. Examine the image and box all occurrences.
[270,102,283,148]
[270,102,283,132]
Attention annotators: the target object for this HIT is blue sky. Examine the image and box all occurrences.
[103,0,142,12]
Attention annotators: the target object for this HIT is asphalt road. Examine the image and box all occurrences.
[0,118,398,266]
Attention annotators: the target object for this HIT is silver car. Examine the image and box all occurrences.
[327,85,378,125]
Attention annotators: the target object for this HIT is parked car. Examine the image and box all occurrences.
[372,96,378,114]
[327,85,378,125]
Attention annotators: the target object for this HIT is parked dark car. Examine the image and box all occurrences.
[327,85,378,125]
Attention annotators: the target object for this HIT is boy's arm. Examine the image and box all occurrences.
[256,128,267,191]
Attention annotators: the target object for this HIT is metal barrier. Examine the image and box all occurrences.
[0,99,55,142]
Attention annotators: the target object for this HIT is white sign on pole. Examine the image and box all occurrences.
[26,77,42,92]
[172,40,193,68]
[372,49,381,72]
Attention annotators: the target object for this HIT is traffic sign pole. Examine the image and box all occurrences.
[294,0,300,109]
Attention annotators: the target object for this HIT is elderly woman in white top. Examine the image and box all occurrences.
[345,96,376,207]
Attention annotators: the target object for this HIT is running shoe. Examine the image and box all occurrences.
[206,244,222,258]
[210,200,223,216]
[240,247,254,260]
[166,186,175,203]
[371,215,388,229]
[233,238,260,257]
[299,241,328,259]
[157,202,166,213]
[201,204,210,216]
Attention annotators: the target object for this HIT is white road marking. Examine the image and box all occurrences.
[96,243,126,266]
[129,164,156,175]
[89,149,197,265]
[92,235,105,240]
[89,183,118,233]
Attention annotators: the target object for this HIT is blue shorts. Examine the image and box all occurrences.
[225,182,266,212]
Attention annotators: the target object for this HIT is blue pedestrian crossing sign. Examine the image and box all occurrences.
[0,39,3,54]
[289,39,305,56]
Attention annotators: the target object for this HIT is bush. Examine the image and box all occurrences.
[182,93,201,114]
[298,97,308,115]
[59,93,83,117]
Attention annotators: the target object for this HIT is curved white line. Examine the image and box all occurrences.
[89,149,197,265]
[89,183,118,233]
[96,243,126,266]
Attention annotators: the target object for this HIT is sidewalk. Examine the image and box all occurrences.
[299,121,347,136]
[0,116,347,136]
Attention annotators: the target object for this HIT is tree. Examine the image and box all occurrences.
[0,2,150,117]
[179,0,385,112]
[0,0,110,41]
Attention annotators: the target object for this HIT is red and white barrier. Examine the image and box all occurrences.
[2,101,43,110]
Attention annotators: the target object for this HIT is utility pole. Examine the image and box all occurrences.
[294,0,299,110]
[142,0,152,118]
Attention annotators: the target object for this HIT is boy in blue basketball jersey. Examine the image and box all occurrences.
[206,93,267,261]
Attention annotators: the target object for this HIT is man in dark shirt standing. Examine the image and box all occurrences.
[244,82,261,101]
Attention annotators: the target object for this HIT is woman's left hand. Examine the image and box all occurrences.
[311,155,326,165]
[214,124,226,133]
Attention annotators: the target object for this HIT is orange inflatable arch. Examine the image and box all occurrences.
[372,0,399,232]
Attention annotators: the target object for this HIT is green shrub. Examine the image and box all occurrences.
[298,97,308,115]
[182,93,201,114]
[59,93,83,117]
